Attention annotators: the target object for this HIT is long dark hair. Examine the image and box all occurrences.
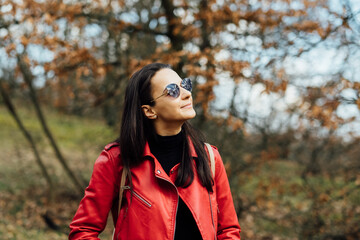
[118,63,213,192]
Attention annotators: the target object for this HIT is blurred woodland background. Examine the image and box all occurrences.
[1,0,360,239]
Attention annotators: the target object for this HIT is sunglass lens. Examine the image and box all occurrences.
[181,78,192,92]
[166,84,180,98]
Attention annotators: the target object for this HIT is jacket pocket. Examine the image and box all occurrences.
[132,190,152,208]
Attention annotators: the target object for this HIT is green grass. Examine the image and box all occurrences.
[0,104,117,239]
[0,104,117,149]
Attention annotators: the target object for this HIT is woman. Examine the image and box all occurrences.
[69,63,241,240]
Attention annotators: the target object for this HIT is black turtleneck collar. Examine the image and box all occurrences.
[148,130,184,174]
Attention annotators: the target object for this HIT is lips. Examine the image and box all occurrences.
[181,103,192,109]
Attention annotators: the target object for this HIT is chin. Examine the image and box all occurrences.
[185,109,196,120]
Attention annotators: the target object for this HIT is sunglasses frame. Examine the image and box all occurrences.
[150,78,192,103]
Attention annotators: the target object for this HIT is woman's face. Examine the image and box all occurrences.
[144,68,196,134]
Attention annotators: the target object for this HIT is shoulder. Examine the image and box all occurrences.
[104,142,120,151]
[91,142,121,184]
[102,142,121,163]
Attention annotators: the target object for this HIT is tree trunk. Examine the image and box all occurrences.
[17,54,85,194]
[161,0,183,51]
[0,78,54,202]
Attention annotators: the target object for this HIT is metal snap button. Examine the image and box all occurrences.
[157,170,161,174]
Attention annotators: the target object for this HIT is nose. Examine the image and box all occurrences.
[180,86,191,99]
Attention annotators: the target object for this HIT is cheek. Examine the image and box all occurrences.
[156,101,179,114]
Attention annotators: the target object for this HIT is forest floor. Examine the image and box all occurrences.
[0,105,116,239]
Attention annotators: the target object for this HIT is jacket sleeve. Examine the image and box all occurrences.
[69,149,119,240]
[213,146,241,240]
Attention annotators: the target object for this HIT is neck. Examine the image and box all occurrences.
[153,121,184,136]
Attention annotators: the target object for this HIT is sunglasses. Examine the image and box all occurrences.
[151,78,192,102]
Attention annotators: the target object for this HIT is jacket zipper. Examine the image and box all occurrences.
[132,190,152,207]
[117,173,179,240]
[155,175,179,240]
[209,192,217,240]
[116,187,153,239]
[173,195,179,240]
[120,186,152,208]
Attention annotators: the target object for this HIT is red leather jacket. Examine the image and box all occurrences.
[69,141,241,240]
